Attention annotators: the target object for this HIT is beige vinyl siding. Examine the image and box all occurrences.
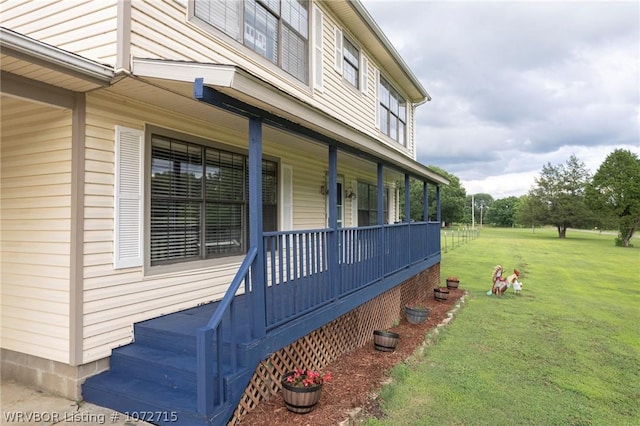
[81,89,401,360]
[81,92,277,360]
[128,1,412,158]
[0,96,72,363]
[0,0,118,64]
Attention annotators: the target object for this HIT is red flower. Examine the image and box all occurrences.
[284,368,332,387]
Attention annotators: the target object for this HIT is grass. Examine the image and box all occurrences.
[364,227,640,426]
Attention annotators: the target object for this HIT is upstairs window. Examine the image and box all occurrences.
[150,134,278,266]
[378,76,407,146]
[342,36,359,89]
[194,0,309,83]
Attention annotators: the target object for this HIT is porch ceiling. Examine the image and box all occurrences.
[125,59,448,186]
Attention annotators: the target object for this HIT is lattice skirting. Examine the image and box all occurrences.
[228,263,440,424]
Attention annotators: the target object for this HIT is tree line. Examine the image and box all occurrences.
[401,149,640,247]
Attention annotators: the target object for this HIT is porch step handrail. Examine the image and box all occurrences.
[196,246,257,416]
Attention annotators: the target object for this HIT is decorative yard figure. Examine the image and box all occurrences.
[487,266,521,296]
[487,265,507,296]
[507,269,522,294]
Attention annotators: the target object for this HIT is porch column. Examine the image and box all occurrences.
[377,163,385,277]
[423,181,428,221]
[249,116,266,338]
[328,145,339,298]
[377,164,384,225]
[404,174,411,222]
[436,185,442,223]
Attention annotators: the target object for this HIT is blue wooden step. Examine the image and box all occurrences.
[109,345,200,393]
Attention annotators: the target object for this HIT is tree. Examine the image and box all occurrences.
[515,194,546,231]
[399,166,466,225]
[487,196,519,227]
[528,154,593,238]
[586,149,640,247]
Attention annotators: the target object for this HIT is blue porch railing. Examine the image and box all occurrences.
[195,220,440,418]
[262,221,441,329]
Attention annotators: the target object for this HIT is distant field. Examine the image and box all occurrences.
[366,227,640,425]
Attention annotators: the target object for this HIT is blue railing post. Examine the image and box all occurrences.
[436,185,442,223]
[196,328,215,415]
[328,146,339,298]
[377,163,385,276]
[249,116,266,339]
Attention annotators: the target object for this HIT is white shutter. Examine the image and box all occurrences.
[313,5,324,91]
[360,55,368,95]
[374,68,380,129]
[281,164,293,231]
[114,126,143,269]
[334,27,343,74]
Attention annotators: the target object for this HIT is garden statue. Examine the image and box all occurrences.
[487,266,521,296]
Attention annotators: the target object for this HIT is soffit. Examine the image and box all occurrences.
[0,28,113,93]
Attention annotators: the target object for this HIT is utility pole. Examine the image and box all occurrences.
[471,194,475,229]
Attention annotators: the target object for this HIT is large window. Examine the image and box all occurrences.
[357,182,388,226]
[150,135,277,266]
[378,76,406,145]
[194,0,309,83]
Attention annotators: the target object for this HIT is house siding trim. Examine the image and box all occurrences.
[70,93,86,366]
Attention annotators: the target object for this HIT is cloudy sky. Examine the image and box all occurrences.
[361,0,640,199]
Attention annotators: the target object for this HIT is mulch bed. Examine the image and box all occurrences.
[238,288,466,425]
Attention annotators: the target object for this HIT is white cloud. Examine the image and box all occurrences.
[362,0,640,198]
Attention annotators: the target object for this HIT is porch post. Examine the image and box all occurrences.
[404,174,411,222]
[377,163,385,277]
[249,116,266,338]
[423,181,428,221]
[377,163,384,225]
[436,185,442,223]
[328,145,339,298]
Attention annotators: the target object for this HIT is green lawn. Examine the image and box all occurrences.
[365,227,640,426]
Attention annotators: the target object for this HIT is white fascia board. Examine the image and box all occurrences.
[132,58,236,87]
[0,27,113,84]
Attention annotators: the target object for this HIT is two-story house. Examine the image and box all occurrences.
[0,1,447,424]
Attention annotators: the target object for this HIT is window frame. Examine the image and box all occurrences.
[192,0,310,84]
[342,35,359,89]
[356,181,389,226]
[144,126,279,273]
[378,75,407,146]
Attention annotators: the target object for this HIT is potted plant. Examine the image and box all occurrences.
[434,287,450,301]
[281,368,332,413]
[405,302,429,324]
[446,276,460,289]
[373,329,400,351]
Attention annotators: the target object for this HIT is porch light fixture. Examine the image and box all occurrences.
[320,185,328,195]
[345,187,356,199]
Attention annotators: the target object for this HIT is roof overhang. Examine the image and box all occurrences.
[131,58,447,186]
[0,26,114,92]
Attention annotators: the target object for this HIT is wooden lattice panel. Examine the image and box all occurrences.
[228,264,439,425]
